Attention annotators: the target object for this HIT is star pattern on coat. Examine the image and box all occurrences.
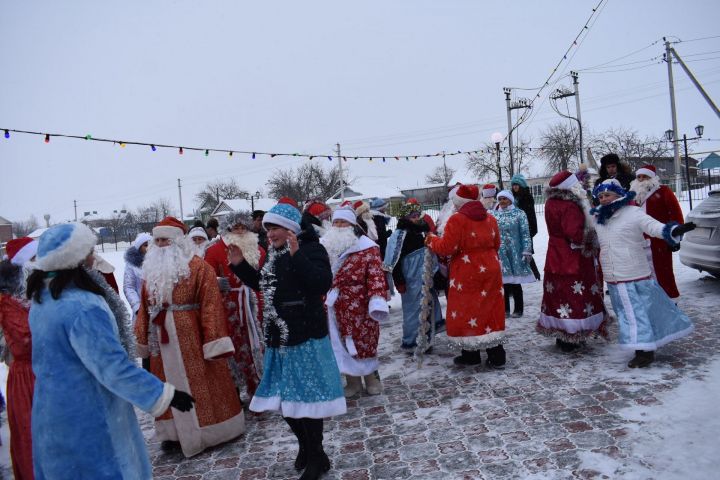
[499,287,504,296]
[557,303,572,318]
[456,283,463,291]
[461,255,471,264]
[451,311,457,319]
[468,318,478,328]
[470,231,477,237]
[584,302,594,316]
[590,283,601,295]
[480,290,487,297]
[485,326,493,334]
[479,265,487,273]
[572,281,585,295]
[449,278,456,288]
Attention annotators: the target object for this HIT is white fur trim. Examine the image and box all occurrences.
[250,395,347,419]
[10,240,38,266]
[202,337,235,360]
[556,173,579,190]
[451,193,472,209]
[636,167,656,178]
[35,223,97,271]
[496,190,515,203]
[481,187,497,198]
[262,212,301,234]
[537,311,605,333]
[332,208,357,225]
[188,227,208,241]
[132,232,153,250]
[149,382,175,418]
[443,330,507,349]
[345,337,358,356]
[93,254,115,274]
[136,343,150,359]
[502,274,536,284]
[368,296,389,322]
[153,225,185,240]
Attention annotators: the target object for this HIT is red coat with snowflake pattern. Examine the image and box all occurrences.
[332,246,387,359]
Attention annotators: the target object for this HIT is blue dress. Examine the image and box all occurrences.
[490,206,535,284]
[30,287,169,480]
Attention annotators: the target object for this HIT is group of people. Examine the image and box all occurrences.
[0,152,697,479]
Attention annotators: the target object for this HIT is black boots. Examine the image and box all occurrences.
[628,350,655,368]
[556,338,581,353]
[299,418,330,480]
[485,345,506,368]
[453,349,482,366]
[284,417,307,470]
[503,284,524,317]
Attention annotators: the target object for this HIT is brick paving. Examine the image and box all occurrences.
[143,274,720,479]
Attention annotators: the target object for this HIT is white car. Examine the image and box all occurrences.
[680,190,720,278]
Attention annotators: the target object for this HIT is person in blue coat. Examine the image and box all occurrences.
[26,223,194,480]
[490,190,537,317]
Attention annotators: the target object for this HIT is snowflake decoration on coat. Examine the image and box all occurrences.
[572,281,585,295]
[590,283,601,295]
[584,303,594,317]
[557,304,572,319]
[545,282,555,293]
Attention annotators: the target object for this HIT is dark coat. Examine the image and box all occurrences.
[230,222,332,348]
[372,213,391,260]
[514,187,538,238]
[391,218,429,286]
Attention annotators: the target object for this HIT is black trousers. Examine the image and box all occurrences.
[503,283,524,314]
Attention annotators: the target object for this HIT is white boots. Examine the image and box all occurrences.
[344,371,383,397]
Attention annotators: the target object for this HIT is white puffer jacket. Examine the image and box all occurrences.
[595,205,675,283]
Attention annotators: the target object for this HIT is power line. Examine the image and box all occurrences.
[672,34,720,44]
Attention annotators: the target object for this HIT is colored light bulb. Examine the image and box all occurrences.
[252,152,256,159]
[151,145,156,151]
[179,147,184,155]
[120,142,126,148]
[205,149,209,157]
[4,130,9,139]
[85,134,92,140]
[228,151,233,157]
[44,134,50,143]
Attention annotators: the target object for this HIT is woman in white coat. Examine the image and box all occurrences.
[591,180,696,368]
[123,233,151,325]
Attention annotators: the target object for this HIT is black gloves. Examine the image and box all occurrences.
[673,222,696,237]
[170,390,195,412]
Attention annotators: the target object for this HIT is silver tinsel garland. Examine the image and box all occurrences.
[414,247,437,367]
[259,245,290,348]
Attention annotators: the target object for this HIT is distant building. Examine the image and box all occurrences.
[0,215,13,246]
[210,198,278,219]
[624,156,699,179]
[326,176,406,207]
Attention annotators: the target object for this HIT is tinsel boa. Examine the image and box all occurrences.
[85,268,136,358]
[259,245,290,348]
[414,247,437,367]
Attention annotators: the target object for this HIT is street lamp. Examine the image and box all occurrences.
[664,125,704,210]
[250,190,261,211]
[491,132,504,190]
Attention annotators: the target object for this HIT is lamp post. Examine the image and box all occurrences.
[664,124,704,210]
[491,132,504,190]
[250,190,261,211]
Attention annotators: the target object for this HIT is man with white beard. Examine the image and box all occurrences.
[187,226,209,258]
[135,216,244,457]
[203,211,265,400]
[629,164,685,300]
[321,207,388,397]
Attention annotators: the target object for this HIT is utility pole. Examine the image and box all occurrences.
[571,71,584,164]
[336,143,345,202]
[504,88,514,176]
[74,200,77,222]
[668,46,720,119]
[550,79,583,167]
[664,37,682,198]
[177,178,184,220]
[442,151,449,186]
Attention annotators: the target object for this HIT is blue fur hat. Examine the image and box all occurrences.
[510,174,528,189]
[34,223,97,272]
[592,179,627,199]
[370,197,388,210]
[262,202,302,234]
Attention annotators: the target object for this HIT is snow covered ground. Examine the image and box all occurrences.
[1,200,719,478]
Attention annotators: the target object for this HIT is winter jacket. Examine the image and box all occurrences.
[543,189,596,276]
[391,218,429,287]
[514,188,538,238]
[371,211,391,260]
[230,222,333,348]
[123,246,144,317]
[490,206,534,283]
[594,202,677,283]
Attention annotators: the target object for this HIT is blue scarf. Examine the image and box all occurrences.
[590,191,637,225]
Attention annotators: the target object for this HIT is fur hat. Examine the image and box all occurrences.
[152,216,187,240]
[34,223,97,272]
[220,210,253,232]
[353,200,370,217]
[636,164,657,178]
[451,184,479,208]
[600,153,621,167]
[593,178,627,198]
[481,184,497,198]
[251,210,265,220]
[188,226,209,241]
[496,190,515,203]
[370,197,387,210]
[132,232,152,250]
[510,174,528,189]
[332,206,357,225]
[549,170,579,190]
[263,202,302,234]
[6,237,38,266]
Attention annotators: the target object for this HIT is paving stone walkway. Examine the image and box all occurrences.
[145,273,719,479]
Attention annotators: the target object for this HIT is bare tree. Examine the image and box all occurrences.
[465,139,533,186]
[195,179,248,215]
[267,163,351,203]
[12,215,39,237]
[425,165,457,186]
[538,123,580,174]
[589,127,670,171]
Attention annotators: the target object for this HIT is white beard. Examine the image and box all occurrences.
[224,232,260,270]
[569,183,596,231]
[320,226,358,269]
[630,176,660,205]
[361,212,378,241]
[436,200,458,235]
[481,197,496,210]
[312,220,332,237]
[143,240,193,305]
[189,241,208,259]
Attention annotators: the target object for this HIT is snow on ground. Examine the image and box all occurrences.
[2,199,719,478]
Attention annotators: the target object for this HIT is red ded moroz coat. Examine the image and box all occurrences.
[427,201,506,349]
[640,184,684,299]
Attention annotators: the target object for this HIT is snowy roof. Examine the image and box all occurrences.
[326,176,406,205]
[210,198,277,217]
[0,216,11,225]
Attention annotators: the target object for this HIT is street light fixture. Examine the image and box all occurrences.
[250,190,261,211]
[491,132,504,190]
[664,125,704,209]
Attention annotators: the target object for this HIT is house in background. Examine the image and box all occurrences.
[625,156,699,179]
[0,216,12,244]
[326,176,406,207]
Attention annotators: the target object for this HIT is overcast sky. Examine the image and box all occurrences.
[1,0,719,223]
